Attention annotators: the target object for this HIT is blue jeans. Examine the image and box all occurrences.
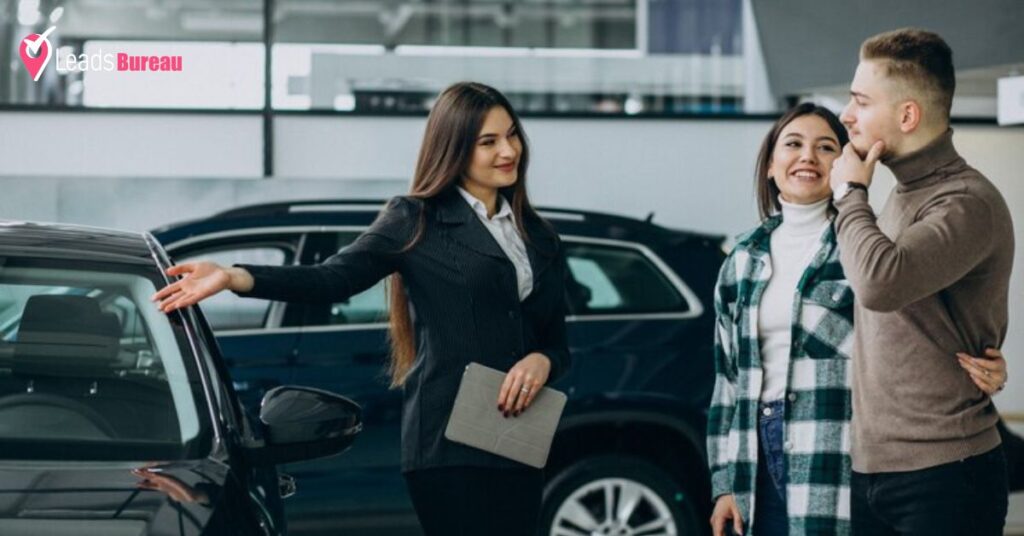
[754,399,788,536]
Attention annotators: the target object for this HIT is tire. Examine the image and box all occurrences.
[541,455,703,536]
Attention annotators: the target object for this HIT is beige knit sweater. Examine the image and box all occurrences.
[834,129,1014,473]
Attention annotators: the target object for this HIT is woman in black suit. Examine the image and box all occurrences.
[153,82,571,535]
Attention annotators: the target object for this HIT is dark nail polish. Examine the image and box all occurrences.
[498,405,503,411]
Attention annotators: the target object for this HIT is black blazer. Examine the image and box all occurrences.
[239,190,571,471]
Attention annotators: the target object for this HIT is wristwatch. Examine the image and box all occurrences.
[833,181,868,202]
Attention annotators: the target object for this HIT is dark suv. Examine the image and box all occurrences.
[153,199,726,536]
[0,221,362,536]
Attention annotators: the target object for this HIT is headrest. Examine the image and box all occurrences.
[13,295,121,378]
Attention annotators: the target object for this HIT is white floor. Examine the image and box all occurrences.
[1008,492,1024,534]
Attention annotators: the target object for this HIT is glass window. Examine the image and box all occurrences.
[274,0,636,48]
[176,244,293,331]
[79,41,265,109]
[312,232,389,327]
[0,257,211,461]
[272,0,744,115]
[329,281,389,325]
[1,0,264,108]
[2,0,750,114]
[564,241,687,315]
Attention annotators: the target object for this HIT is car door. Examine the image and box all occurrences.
[167,232,303,413]
[280,230,414,532]
[561,236,707,401]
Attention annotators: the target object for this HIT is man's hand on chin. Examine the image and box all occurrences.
[830,140,885,192]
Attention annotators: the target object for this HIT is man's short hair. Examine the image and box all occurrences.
[860,28,955,121]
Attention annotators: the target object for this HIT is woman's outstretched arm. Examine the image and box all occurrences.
[153,196,420,312]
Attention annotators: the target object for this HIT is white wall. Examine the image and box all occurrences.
[274,115,778,236]
[0,112,263,178]
[0,112,1022,416]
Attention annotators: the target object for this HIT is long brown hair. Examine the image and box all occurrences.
[387,81,545,388]
[754,103,849,220]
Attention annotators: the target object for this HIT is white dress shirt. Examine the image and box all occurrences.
[457,187,534,301]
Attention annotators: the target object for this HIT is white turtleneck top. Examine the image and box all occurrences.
[758,196,831,402]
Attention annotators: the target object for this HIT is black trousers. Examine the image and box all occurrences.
[404,466,544,536]
[851,446,1008,536]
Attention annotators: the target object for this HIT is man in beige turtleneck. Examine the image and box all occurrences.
[828,29,1014,535]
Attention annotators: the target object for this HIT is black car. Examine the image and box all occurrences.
[153,199,727,536]
[0,222,362,536]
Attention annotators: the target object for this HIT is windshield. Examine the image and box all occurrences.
[0,256,212,461]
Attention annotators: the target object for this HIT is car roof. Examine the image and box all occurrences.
[0,221,158,265]
[152,198,724,249]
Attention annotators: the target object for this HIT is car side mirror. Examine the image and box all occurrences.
[245,386,362,467]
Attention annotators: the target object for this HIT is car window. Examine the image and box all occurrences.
[303,232,389,327]
[563,241,688,316]
[175,239,297,331]
[0,257,211,461]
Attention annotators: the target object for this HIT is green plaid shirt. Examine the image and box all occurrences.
[707,215,854,536]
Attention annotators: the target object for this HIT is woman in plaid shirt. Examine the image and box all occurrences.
[705,104,1007,536]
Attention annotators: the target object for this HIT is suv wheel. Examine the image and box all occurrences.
[541,455,701,536]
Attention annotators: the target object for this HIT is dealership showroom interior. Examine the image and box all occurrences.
[1,0,1024,535]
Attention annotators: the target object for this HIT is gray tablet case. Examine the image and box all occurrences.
[444,362,567,469]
